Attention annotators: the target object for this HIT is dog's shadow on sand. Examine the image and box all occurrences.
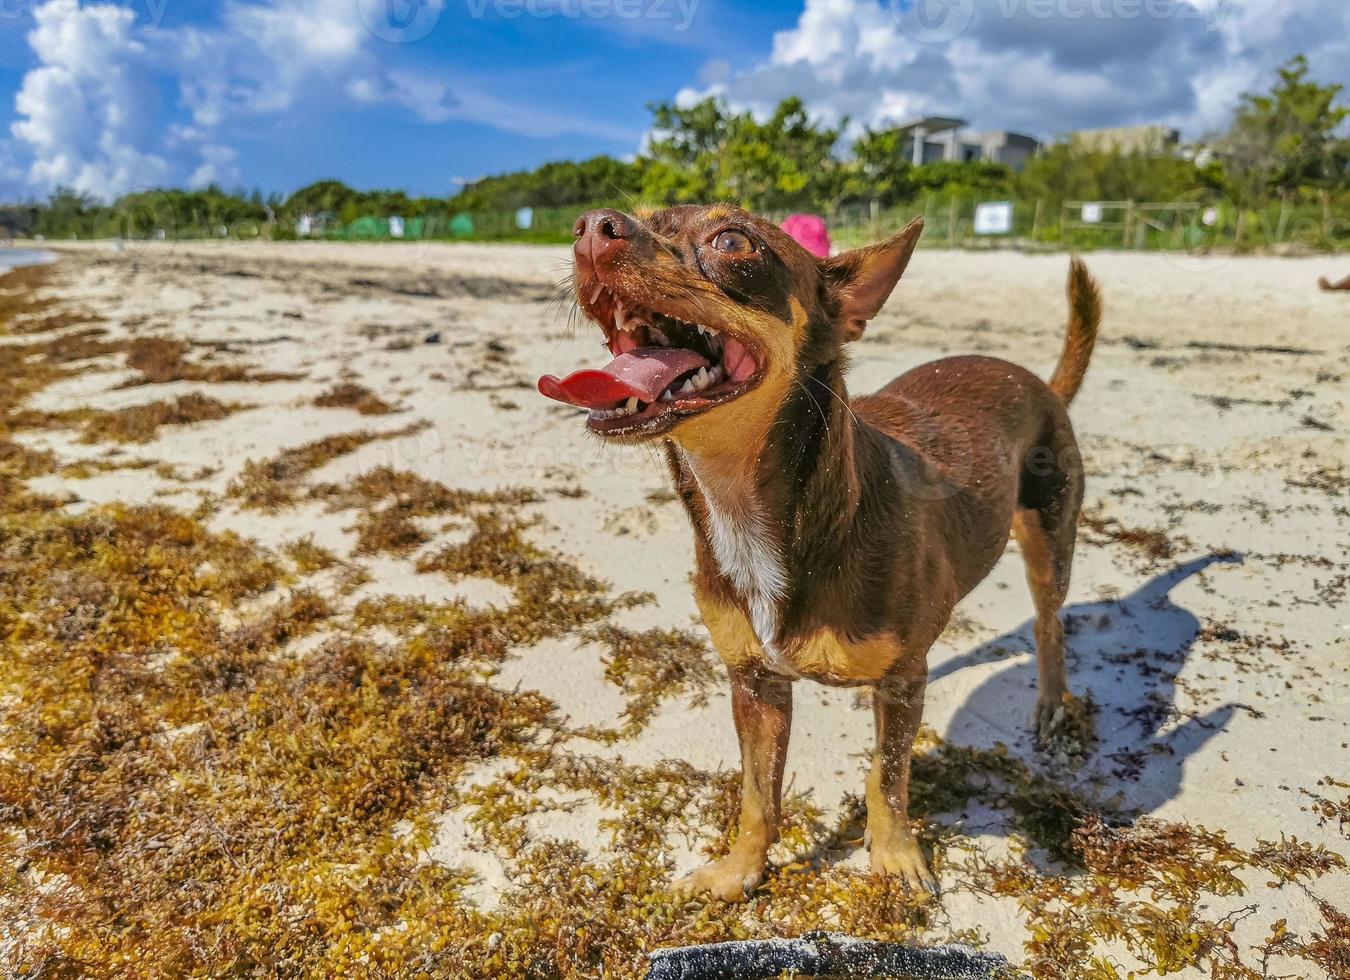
[931,552,1243,816]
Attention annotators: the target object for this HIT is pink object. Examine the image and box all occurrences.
[781,214,832,258]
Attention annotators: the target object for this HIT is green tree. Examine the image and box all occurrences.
[843,128,916,205]
[1218,55,1349,206]
[33,187,98,238]
[453,156,642,211]
[641,98,733,204]
[717,97,843,209]
[642,96,844,210]
[282,180,364,218]
[1015,144,1214,207]
[912,160,1012,197]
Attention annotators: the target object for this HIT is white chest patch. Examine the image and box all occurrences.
[681,450,792,672]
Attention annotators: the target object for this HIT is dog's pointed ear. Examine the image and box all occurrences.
[821,217,924,341]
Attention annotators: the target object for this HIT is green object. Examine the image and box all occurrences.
[347,216,385,240]
[450,213,475,238]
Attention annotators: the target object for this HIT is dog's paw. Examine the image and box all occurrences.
[868,830,938,897]
[1033,694,1068,742]
[1034,691,1097,759]
[671,852,766,903]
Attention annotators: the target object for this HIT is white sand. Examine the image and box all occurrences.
[16,239,1350,975]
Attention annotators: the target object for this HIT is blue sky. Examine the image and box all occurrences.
[1,0,1346,201]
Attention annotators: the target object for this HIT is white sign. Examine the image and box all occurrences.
[1081,202,1104,225]
[1202,207,1219,228]
[515,207,534,230]
[389,216,405,239]
[973,201,1014,236]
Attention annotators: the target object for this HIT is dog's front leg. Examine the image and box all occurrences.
[673,668,791,902]
[866,666,938,894]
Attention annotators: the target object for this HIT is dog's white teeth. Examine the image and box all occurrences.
[708,365,724,383]
[615,305,629,333]
[705,326,719,337]
[596,398,641,421]
[680,378,696,394]
[685,367,713,392]
[599,398,640,420]
[661,388,675,402]
[590,285,604,305]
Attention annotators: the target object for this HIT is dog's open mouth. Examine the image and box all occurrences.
[538,285,764,435]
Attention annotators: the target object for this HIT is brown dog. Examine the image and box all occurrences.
[539,205,1102,901]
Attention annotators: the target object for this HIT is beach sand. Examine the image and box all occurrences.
[4,238,1348,976]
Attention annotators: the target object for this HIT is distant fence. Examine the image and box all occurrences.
[792,196,1350,253]
[32,197,1350,253]
[300,208,586,243]
[249,197,1350,253]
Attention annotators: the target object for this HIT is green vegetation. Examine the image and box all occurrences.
[9,56,1348,250]
[29,181,455,242]
[451,155,643,212]
[1218,55,1349,208]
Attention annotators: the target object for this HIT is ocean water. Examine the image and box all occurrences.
[0,247,57,275]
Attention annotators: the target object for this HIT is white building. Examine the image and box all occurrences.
[1069,124,1182,156]
[895,117,1042,170]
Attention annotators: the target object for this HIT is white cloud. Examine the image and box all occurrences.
[8,0,376,197]
[6,0,613,199]
[11,4,169,198]
[681,0,1350,142]
[175,0,377,126]
[187,144,242,189]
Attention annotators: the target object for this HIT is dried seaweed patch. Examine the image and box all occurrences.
[118,335,305,387]
[79,392,245,444]
[225,423,430,509]
[313,381,396,415]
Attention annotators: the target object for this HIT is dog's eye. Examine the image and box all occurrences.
[711,230,754,255]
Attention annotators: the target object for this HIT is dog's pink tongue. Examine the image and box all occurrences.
[538,347,710,409]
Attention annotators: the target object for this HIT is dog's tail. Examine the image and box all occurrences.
[1048,257,1102,405]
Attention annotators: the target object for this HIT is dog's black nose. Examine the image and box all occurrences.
[574,208,636,241]
[574,208,638,275]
